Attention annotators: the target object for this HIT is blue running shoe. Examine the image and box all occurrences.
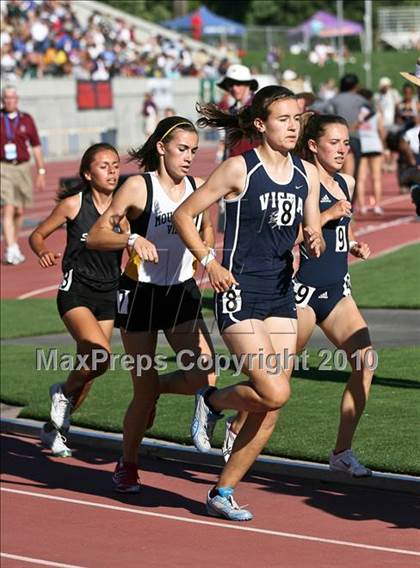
[191,386,223,452]
[206,488,253,521]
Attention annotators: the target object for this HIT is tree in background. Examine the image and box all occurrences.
[100,0,419,28]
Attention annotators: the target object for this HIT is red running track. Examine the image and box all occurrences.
[1,148,419,299]
[1,433,419,568]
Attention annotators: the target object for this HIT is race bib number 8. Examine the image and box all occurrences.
[343,273,351,297]
[293,280,316,308]
[276,196,296,227]
[222,287,242,314]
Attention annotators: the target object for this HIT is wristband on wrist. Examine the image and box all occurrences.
[38,168,46,175]
[200,248,216,268]
[349,240,358,250]
[127,233,140,247]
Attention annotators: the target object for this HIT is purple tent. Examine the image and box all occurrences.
[290,10,363,39]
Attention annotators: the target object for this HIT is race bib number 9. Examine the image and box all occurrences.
[335,225,348,252]
[293,280,316,308]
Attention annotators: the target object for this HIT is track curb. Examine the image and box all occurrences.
[1,416,419,495]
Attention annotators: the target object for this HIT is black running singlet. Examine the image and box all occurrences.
[62,191,122,291]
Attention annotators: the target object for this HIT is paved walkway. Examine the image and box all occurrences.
[2,310,419,349]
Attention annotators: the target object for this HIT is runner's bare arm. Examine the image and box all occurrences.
[87,175,145,251]
[29,194,81,267]
[301,160,325,257]
[173,157,244,262]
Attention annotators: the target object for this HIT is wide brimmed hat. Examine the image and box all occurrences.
[217,64,259,92]
[400,59,420,87]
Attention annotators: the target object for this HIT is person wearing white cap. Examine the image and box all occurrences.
[215,64,260,230]
[217,64,259,159]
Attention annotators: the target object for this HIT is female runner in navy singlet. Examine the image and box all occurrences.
[223,115,374,478]
[296,114,373,476]
[87,116,217,493]
[173,86,325,521]
[29,143,125,457]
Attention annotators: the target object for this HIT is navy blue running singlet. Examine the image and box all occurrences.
[222,149,309,295]
[297,173,351,287]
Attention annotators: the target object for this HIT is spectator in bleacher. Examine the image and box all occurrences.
[1,0,227,81]
[1,84,46,264]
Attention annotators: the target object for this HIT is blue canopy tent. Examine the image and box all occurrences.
[161,6,246,37]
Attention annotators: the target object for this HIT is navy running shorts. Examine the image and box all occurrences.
[215,284,297,333]
[293,273,352,323]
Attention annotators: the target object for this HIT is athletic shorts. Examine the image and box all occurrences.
[293,273,352,324]
[115,274,203,332]
[0,161,33,208]
[215,284,297,333]
[57,271,117,320]
[361,151,382,158]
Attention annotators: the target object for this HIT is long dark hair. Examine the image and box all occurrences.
[129,116,197,171]
[296,114,349,162]
[57,143,119,201]
[196,85,296,148]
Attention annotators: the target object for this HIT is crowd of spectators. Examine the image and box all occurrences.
[0,0,233,81]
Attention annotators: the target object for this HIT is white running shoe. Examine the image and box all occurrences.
[222,415,238,463]
[329,449,372,477]
[40,424,72,457]
[4,245,24,265]
[191,387,223,452]
[373,205,384,215]
[13,245,25,263]
[206,489,253,521]
[49,383,72,430]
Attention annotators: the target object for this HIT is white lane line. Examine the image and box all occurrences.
[380,194,410,207]
[17,285,58,300]
[354,216,414,237]
[2,487,419,557]
[0,552,86,568]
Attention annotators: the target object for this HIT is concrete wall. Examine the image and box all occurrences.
[13,77,202,159]
[13,74,276,159]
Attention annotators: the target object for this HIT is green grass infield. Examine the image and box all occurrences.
[1,343,419,476]
[2,243,419,339]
